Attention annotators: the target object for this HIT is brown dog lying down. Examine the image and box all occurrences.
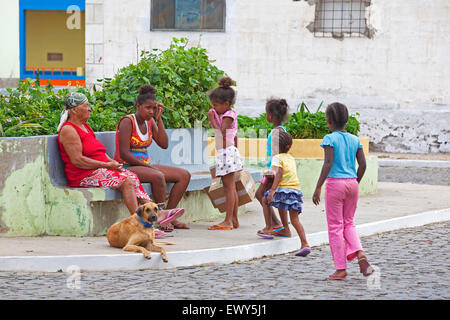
[106,202,175,262]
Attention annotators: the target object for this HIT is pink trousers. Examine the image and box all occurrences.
[325,178,363,270]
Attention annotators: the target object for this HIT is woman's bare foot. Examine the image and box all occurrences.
[159,222,174,232]
[232,217,240,229]
[171,219,189,229]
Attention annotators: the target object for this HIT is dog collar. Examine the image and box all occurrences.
[137,215,153,228]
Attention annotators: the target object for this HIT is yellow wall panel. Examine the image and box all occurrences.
[26,10,85,69]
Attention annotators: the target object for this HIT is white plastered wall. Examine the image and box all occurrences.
[86,0,450,153]
[0,0,20,80]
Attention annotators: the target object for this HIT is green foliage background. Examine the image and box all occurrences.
[237,102,360,139]
[0,38,360,139]
[0,38,225,137]
[92,37,225,130]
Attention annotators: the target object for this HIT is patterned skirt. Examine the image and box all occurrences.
[215,145,243,177]
[264,188,303,212]
[79,168,151,201]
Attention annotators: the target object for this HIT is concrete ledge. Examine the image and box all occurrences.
[379,159,450,168]
[1,208,448,273]
[240,155,378,197]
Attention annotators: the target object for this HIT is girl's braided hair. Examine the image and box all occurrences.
[326,102,349,128]
[275,130,293,154]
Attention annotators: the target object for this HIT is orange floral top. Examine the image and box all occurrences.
[114,114,153,165]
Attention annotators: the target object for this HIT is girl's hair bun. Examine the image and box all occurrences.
[135,84,157,106]
[266,98,290,123]
[139,84,156,96]
[218,76,234,89]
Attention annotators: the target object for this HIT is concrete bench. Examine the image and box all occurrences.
[43,128,261,236]
[0,128,261,237]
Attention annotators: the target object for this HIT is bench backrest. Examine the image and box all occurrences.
[48,128,209,187]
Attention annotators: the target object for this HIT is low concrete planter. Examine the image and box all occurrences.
[208,137,377,197]
[208,137,370,158]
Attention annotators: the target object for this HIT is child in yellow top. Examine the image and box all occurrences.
[262,130,311,257]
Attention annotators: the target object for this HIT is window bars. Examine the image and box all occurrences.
[310,0,371,38]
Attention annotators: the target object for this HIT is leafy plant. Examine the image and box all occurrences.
[0,37,226,137]
[237,101,360,139]
[237,113,272,138]
[93,37,226,130]
[0,79,89,137]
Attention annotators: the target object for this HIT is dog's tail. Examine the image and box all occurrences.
[155,241,176,246]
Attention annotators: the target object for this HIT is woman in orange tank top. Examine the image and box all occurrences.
[115,84,191,231]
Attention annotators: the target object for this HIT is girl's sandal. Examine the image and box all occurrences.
[159,208,185,225]
[358,258,375,276]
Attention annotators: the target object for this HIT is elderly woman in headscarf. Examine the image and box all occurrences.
[57,93,182,234]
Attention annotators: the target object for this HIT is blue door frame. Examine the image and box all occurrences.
[19,0,86,81]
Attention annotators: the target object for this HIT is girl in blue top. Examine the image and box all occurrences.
[256,99,290,238]
[313,102,374,280]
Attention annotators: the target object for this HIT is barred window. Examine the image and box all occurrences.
[308,0,372,38]
[151,0,225,31]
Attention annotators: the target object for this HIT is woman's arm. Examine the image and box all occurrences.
[117,118,151,168]
[356,148,366,183]
[151,102,168,149]
[312,146,334,205]
[59,125,119,170]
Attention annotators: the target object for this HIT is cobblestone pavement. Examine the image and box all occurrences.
[371,152,450,161]
[0,222,448,300]
[379,167,450,186]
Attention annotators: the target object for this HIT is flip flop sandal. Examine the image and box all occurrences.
[273,226,284,233]
[273,234,290,237]
[208,224,233,230]
[295,247,311,257]
[154,229,166,238]
[358,258,374,276]
[159,208,185,225]
[273,230,291,237]
[257,230,274,239]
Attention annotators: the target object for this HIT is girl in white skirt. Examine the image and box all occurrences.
[207,76,243,230]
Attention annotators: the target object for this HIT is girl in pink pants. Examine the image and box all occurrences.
[313,102,374,280]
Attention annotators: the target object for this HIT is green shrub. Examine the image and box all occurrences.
[0,38,360,139]
[0,79,90,137]
[0,37,226,136]
[92,37,226,130]
[237,102,360,139]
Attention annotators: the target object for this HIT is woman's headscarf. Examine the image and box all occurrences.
[57,92,88,132]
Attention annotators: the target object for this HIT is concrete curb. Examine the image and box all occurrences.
[378,159,450,168]
[0,208,449,273]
